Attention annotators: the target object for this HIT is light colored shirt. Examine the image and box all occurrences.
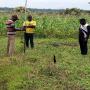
[23,20,36,33]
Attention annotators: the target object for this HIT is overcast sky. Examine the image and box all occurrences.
[0,0,90,10]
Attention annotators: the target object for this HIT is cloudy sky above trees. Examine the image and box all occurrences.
[0,0,90,10]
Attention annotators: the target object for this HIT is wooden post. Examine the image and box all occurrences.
[24,0,28,53]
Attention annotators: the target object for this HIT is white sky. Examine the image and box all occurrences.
[0,0,90,10]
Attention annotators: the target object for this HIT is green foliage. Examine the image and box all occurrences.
[0,12,84,38]
[1,9,90,90]
[0,37,90,90]
[64,8,81,15]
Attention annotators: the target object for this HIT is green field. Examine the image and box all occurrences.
[0,11,90,90]
[0,36,90,90]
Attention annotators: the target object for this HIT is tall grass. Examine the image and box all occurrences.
[1,12,90,38]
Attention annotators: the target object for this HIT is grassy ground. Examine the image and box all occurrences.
[0,36,90,90]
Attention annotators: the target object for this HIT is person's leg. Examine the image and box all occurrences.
[79,39,85,55]
[24,33,29,48]
[9,35,15,56]
[79,39,88,55]
[30,34,34,48]
[83,40,88,55]
[7,35,10,55]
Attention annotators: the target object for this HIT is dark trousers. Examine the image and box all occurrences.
[24,33,34,48]
[79,39,88,55]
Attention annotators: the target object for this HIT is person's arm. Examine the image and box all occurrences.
[29,21,36,28]
[21,26,26,31]
[25,25,35,28]
[20,21,27,31]
[87,26,90,35]
[15,28,22,31]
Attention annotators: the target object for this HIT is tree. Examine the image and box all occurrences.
[14,7,26,13]
[64,8,81,15]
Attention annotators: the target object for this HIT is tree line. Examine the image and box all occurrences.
[0,7,90,15]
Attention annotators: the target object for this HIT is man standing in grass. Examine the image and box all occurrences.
[6,15,20,56]
[79,18,90,55]
[23,15,36,48]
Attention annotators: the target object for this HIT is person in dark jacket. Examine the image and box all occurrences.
[6,15,20,56]
[79,18,90,55]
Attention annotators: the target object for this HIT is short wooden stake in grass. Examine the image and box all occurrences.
[53,55,56,64]
[47,55,57,76]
